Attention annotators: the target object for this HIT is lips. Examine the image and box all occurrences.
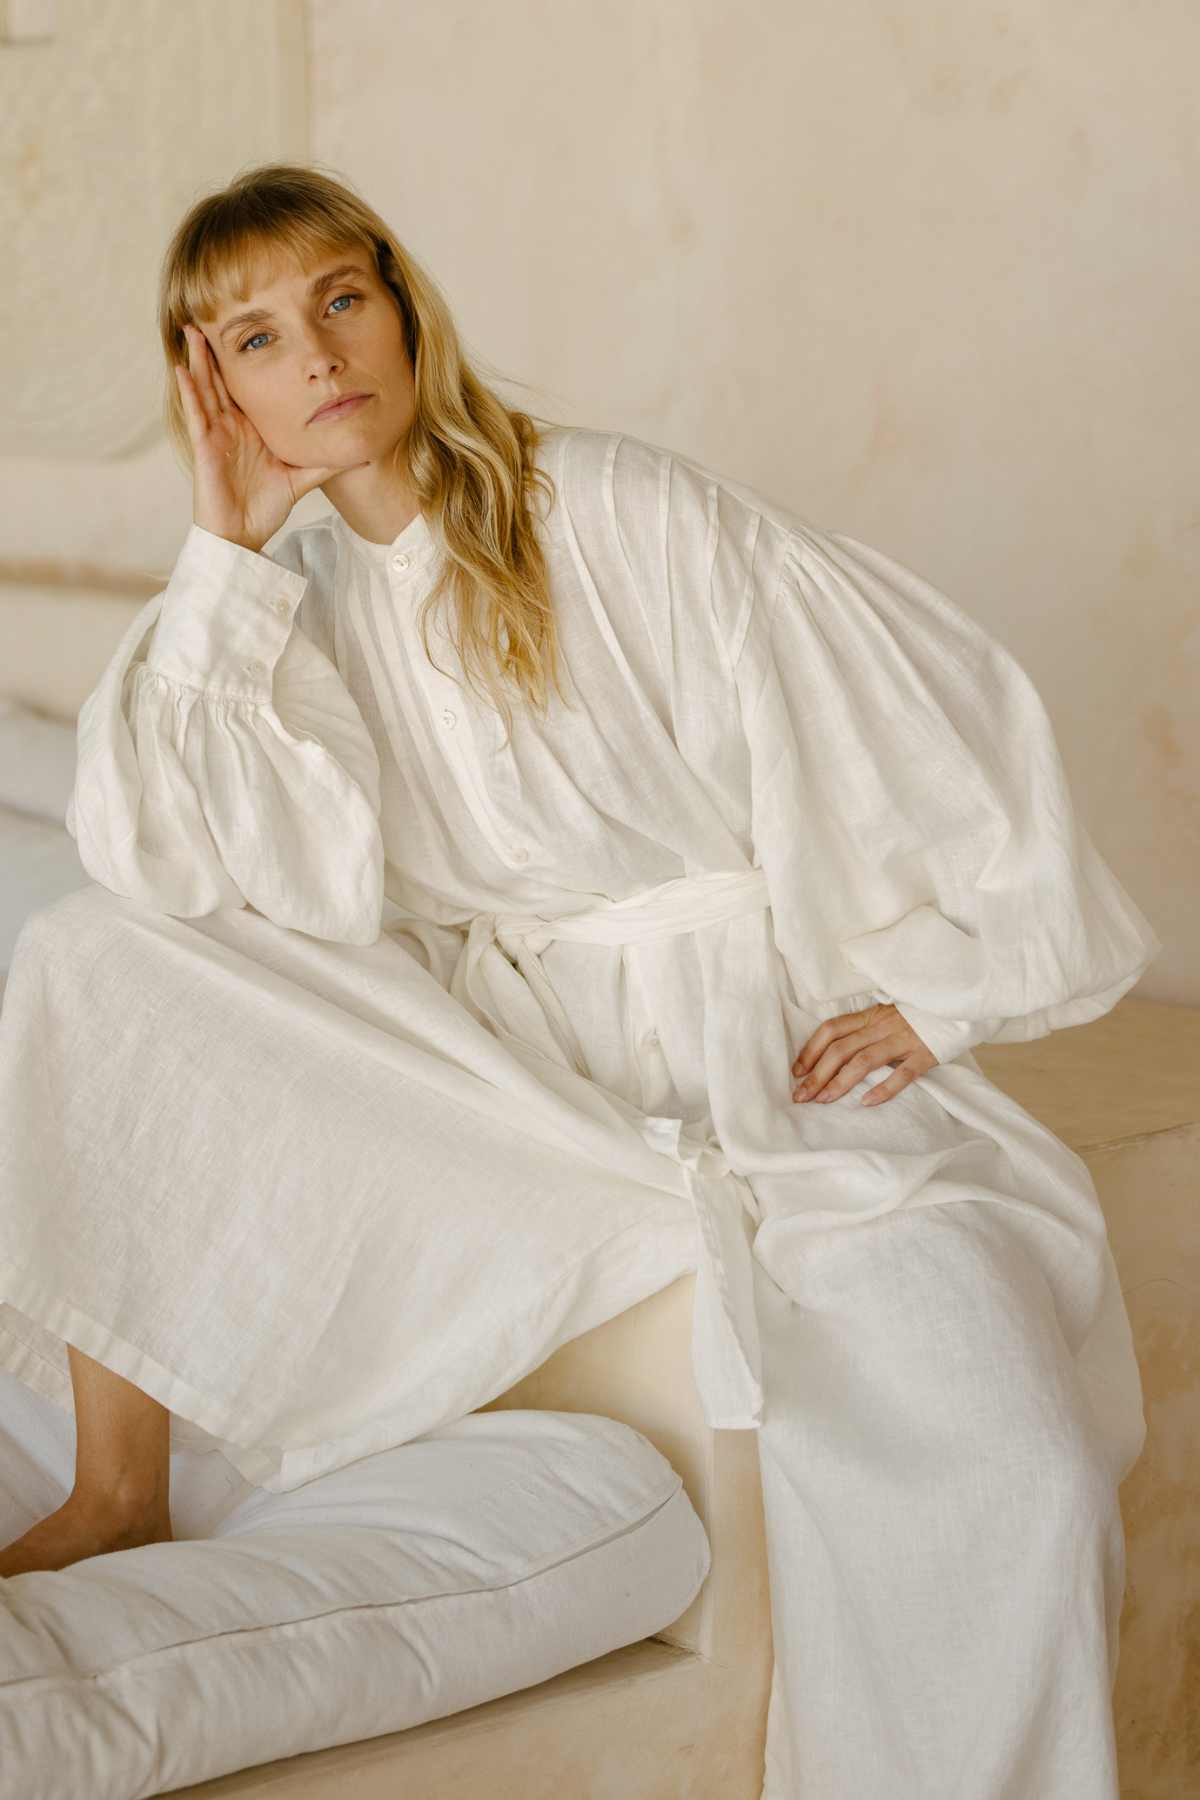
[309,392,372,423]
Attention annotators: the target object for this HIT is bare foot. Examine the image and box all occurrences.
[0,1490,174,1578]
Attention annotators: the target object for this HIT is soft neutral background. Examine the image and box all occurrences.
[1,0,1193,997]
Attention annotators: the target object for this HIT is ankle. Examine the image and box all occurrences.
[68,1475,170,1531]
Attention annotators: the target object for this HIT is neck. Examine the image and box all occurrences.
[322,451,421,547]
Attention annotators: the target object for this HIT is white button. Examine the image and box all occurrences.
[271,596,290,616]
[642,1030,660,1047]
[391,552,410,571]
[512,847,529,863]
[244,659,266,677]
[441,708,457,729]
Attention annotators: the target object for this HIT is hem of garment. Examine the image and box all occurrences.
[0,1257,282,1474]
[0,1216,707,1493]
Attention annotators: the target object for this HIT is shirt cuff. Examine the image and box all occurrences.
[882,998,1007,1066]
[145,523,309,699]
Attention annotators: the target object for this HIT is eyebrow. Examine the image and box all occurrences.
[217,263,371,344]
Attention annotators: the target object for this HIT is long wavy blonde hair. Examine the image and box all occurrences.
[158,161,571,745]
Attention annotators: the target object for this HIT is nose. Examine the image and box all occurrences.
[300,326,346,381]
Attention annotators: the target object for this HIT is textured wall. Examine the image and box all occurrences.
[301,0,1196,1004]
[1,0,1194,998]
[0,0,307,562]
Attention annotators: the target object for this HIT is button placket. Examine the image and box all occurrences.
[366,541,533,872]
[434,696,532,871]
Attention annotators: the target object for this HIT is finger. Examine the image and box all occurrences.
[186,324,226,418]
[178,329,214,435]
[793,1043,893,1105]
[794,1006,893,1075]
[287,459,370,500]
[791,1008,875,1078]
[173,360,210,447]
[792,1046,850,1101]
[207,351,237,414]
[289,463,355,499]
[859,1066,918,1107]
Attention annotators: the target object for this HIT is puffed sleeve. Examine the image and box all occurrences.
[65,522,385,945]
[735,521,1163,1064]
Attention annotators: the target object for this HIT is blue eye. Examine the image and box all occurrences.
[237,293,359,354]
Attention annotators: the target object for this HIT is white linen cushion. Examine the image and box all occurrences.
[0,1370,710,1799]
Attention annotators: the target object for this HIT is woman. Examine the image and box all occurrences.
[0,163,1161,1795]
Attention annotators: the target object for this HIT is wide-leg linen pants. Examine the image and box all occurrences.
[752,1199,1136,1800]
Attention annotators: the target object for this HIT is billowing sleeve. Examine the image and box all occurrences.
[65,522,385,945]
[735,521,1163,1064]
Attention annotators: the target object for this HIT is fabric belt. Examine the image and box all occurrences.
[491,864,772,946]
[475,864,771,1067]
[457,866,772,1429]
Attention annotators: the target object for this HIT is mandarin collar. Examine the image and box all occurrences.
[328,505,440,577]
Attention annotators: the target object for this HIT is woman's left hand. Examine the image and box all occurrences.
[791,1003,936,1107]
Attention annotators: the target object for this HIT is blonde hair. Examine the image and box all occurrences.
[158,161,571,744]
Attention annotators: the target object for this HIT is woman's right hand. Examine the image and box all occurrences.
[174,323,367,554]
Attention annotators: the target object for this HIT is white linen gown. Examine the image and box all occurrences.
[0,423,1161,1798]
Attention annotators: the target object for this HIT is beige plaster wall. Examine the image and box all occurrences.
[2,0,1194,997]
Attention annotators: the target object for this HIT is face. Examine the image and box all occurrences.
[196,244,416,478]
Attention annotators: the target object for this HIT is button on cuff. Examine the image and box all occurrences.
[148,524,307,693]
